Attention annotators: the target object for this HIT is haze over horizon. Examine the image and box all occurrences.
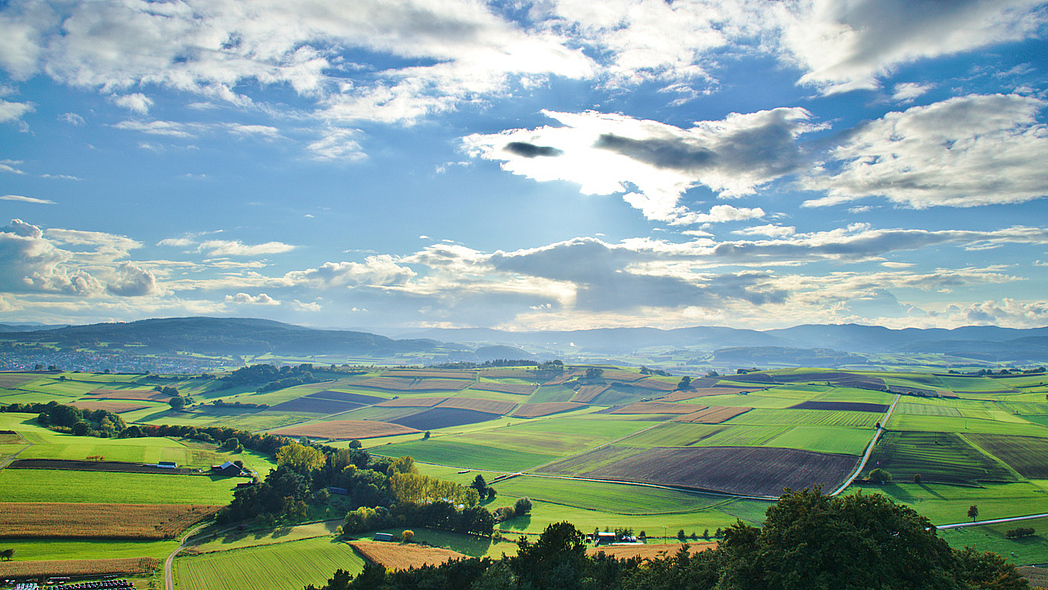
[1,0,1047,332]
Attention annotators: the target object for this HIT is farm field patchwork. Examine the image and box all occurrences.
[269,419,418,440]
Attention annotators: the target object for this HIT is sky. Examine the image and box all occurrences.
[1,0,1048,333]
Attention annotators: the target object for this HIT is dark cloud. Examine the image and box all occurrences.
[503,142,564,158]
[595,134,715,169]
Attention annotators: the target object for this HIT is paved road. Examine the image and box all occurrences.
[0,430,32,470]
[937,512,1048,530]
[829,394,901,496]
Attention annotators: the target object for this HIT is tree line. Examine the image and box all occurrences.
[307,488,1029,590]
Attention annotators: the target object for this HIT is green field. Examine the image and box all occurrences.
[373,439,558,472]
[174,536,365,590]
[0,468,239,504]
[940,517,1048,567]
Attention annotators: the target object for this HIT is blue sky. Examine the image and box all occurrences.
[1,0,1047,332]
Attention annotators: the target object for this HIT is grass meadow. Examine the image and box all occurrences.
[0,468,239,504]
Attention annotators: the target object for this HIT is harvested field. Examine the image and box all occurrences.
[270,420,418,440]
[85,388,170,401]
[512,402,586,418]
[721,373,776,384]
[571,385,610,403]
[0,431,23,443]
[9,458,198,475]
[789,401,889,413]
[480,369,543,379]
[382,369,475,379]
[583,446,858,497]
[0,502,222,539]
[966,434,1048,479]
[587,542,716,560]
[675,406,752,424]
[269,396,363,414]
[830,375,887,390]
[350,540,465,570]
[539,446,645,476]
[612,402,698,415]
[70,400,151,413]
[390,408,500,430]
[0,557,159,578]
[436,397,518,415]
[375,397,448,408]
[660,387,762,402]
[0,373,36,388]
[356,377,471,392]
[634,378,680,392]
[468,382,537,395]
[1018,566,1048,589]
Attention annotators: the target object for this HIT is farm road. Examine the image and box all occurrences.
[937,512,1048,530]
[165,521,213,590]
[829,394,901,496]
[0,430,33,470]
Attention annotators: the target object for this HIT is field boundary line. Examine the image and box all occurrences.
[0,429,32,470]
[829,393,900,496]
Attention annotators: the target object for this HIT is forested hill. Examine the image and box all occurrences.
[0,317,441,356]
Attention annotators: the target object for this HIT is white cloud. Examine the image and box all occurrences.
[59,112,85,126]
[0,219,103,295]
[0,194,54,204]
[891,82,934,102]
[775,0,1048,94]
[965,298,1048,327]
[291,299,322,312]
[198,240,295,257]
[225,292,280,305]
[734,224,796,238]
[0,98,33,122]
[804,94,1048,208]
[281,256,416,289]
[106,262,159,297]
[115,120,197,138]
[464,108,816,223]
[0,160,25,174]
[308,127,366,161]
[111,93,153,114]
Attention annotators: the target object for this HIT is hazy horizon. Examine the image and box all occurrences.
[2,0,1047,332]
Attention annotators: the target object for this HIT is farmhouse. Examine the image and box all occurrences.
[374,532,395,542]
[210,461,244,476]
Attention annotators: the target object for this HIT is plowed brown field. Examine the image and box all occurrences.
[356,378,471,392]
[468,382,537,395]
[571,385,610,403]
[512,402,586,418]
[587,542,716,560]
[436,397,517,415]
[375,397,449,408]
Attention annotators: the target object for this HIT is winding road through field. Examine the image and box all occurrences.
[164,522,213,590]
[829,393,901,496]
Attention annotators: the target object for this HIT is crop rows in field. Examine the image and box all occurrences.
[390,407,500,430]
[967,434,1048,479]
[268,395,361,414]
[512,402,586,418]
[0,469,237,504]
[789,400,889,413]
[0,557,159,578]
[866,432,1015,484]
[176,536,364,590]
[583,446,857,498]
[612,402,698,415]
[375,397,448,408]
[895,402,963,417]
[539,445,645,476]
[354,377,470,392]
[350,540,464,571]
[468,382,537,395]
[382,369,475,379]
[270,420,418,440]
[588,542,715,560]
[0,502,221,539]
[634,378,679,391]
[571,385,610,403]
[730,408,880,428]
[436,397,517,415]
[675,406,752,424]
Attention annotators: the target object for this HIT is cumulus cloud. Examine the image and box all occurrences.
[198,240,295,257]
[106,262,159,297]
[225,292,280,305]
[464,108,817,223]
[0,98,33,122]
[59,112,85,126]
[0,219,102,295]
[965,298,1048,327]
[891,82,934,102]
[308,127,366,161]
[803,94,1048,208]
[0,194,54,204]
[281,256,416,289]
[111,93,153,114]
[775,0,1048,94]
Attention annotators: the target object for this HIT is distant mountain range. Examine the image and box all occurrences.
[2,317,1047,366]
